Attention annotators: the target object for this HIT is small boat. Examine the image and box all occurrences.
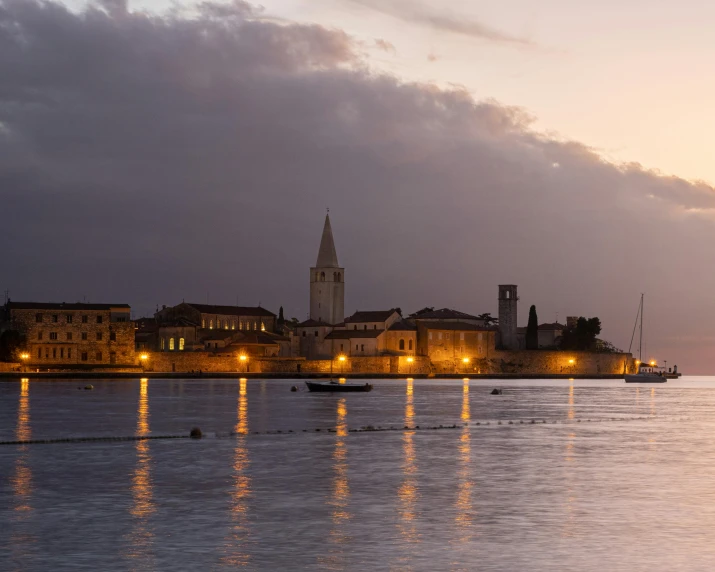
[625,293,667,383]
[305,380,373,393]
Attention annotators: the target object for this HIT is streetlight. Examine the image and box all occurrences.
[20,352,29,372]
[139,353,149,372]
[406,356,414,376]
[461,357,470,375]
[338,355,346,377]
[239,354,248,373]
[568,358,575,374]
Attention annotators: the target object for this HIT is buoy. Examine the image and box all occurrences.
[290,386,298,392]
[84,384,94,390]
[490,388,502,395]
[190,427,202,439]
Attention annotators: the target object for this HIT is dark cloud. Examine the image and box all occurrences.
[344,0,533,46]
[1,0,714,370]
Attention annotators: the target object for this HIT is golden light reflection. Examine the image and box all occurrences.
[126,377,155,566]
[568,382,575,421]
[12,378,32,513]
[398,377,419,547]
[321,397,351,570]
[454,378,473,542]
[562,430,577,538]
[650,387,656,417]
[223,378,252,567]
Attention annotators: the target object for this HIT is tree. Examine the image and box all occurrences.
[477,313,499,326]
[277,306,285,327]
[560,317,602,351]
[526,305,538,349]
[0,330,25,362]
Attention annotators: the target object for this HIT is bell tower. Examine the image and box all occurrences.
[310,213,345,324]
[498,284,518,350]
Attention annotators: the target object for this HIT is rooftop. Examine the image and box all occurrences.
[409,308,480,321]
[8,301,130,311]
[420,321,495,332]
[345,309,400,323]
[297,319,333,328]
[185,303,275,318]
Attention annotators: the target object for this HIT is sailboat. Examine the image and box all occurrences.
[624,294,667,383]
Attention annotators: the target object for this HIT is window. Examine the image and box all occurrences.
[340,344,344,352]
[361,344,365,352]
[38,332,43,341]
[314,331,319,337]
[109,332,116,342]
[66,314,73,323]
[355,345,358,351]
[96,352,102,361]
[161,338,165,350]
[97,315,103,324]
[96,332,103,341]
[202,319,206,328]
[52,348,56,358]
[35,313,43,323]
[115,317,127,323]
[82,332,88,341]
[460,332,465,341]
[261,322,265,331]
[82,315,88,324]
[399,339,405,350]
[217,319,221,329]
[179,338,185,351]
[225,321,229,330]
[81,352,88,361]
[45,348,49,358]
[49,332,58,340]
[37,348,42,359]
[438,332,443,340]
[364,325,367,330]
[302,331,306,337]
[232,321,236,330]
[67,349,72,359]
[60,348,64,358]
[169,338,175,351]
[320,272,325,282]
[239,321,243,330]
[209,320,214,329]
[374,325,377,330]
[478,346,483,354]
[66,332,72,341]
[52,315,58,323]
[254,322,258,330]
[354,325,357,330]
[409,339,413,350]
[429,332,433,340]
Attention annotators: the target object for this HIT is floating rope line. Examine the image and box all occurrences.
[0,416,692,446]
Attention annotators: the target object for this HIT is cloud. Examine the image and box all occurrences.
[374,38,396,54]
[344,0,533,46]
[1,0,715,371]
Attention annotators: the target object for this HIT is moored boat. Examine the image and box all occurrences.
[305,380,373,393]
[624,293,668,383]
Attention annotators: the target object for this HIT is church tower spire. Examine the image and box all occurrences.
[310,213,345,324]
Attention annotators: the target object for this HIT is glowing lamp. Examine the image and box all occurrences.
[406,357,414,363]
[140,353,149,361]
[20,352,30,360]
[462,357,470,364]
[568,359,575,365]
[650,360,656,366]
[239,355,247,362]
[338,355,346,362]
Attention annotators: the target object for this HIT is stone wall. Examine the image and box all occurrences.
[0,362,21,372]
[432,350,634,375]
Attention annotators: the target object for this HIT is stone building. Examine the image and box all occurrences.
[415,321,496,363]
[5,301,135,367]
[498,284,518,350]
[153,302,288,356]
[310,213,344,325]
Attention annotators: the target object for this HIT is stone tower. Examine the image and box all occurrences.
[498,284,518,350]
[310,214,344,324]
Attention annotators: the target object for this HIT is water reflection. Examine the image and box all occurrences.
[126,378,155,568]
[454,378,473,542]
[563,383,577,538]
[568,382,575,420]
[398,378,419,545]
[224,378,252,567]
[11,378,34,560]
[321,397,351,570]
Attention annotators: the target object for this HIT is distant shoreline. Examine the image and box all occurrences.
[0,372,627,380]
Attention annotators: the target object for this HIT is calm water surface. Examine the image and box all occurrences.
[3,377,715,571]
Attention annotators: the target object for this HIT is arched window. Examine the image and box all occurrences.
[232,321,236,330]
[225,320,229,330]
[179,338,185,351]
[320,272,325,282]
[169,337,175,351]
[409,339,413,350]
[261,322,266,331]
[209,320,214,329]
[202,319,206,328]
[254,322,258,330]
[161,338,165,350]
[399,339,405,350]
[337,272,342,282]
[217,319,221,329]
[239,321,243,330]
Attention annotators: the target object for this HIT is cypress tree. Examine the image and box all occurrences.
[526,305,539,350]
[277,306,285,327]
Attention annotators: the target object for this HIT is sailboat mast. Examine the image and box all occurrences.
[638,293,643,363]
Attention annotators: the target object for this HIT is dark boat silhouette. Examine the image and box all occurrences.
[305,380,373,393]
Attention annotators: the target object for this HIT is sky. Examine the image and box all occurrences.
[2,0,714,372]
